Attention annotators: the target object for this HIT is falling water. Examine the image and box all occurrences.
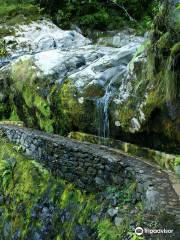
[96,79,114,138]
[96,66,127,138]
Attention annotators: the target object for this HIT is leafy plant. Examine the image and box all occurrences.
[106,181,137,205]
[50,0,157,32]
[0,0,41,25]
[0,157,16,190]
[98,218,129,240]
[174,156,180,166]
[0,40,8,57]
[127,231,144,240]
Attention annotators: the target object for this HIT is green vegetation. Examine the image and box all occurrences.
[45,0,158,33]
[53,79,96,135]
[0,0,158,30]
[0,40,8,57]
[0,136,145,239]
[105,182,137,206]
[0,0,41,25]
[175,156,180,167]
[0,0,179,239]
[174,156,180,175]
[1,58,95,135]
[97,217,144,240]
[10,59,54,133]
[0,0,159,33]
[98,218,129,240]
[0,137,97,239]
[146,2,179,102]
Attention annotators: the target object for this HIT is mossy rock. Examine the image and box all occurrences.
[171,42,180,56]
[83,83,105,98]
[54,79,97,135]
[156,32,172,50]
[8,58,98,135]
[10,58,54,132]
[0,138,148,239]
[0,138,99,239]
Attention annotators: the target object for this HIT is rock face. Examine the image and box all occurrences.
[0,20,144,133]
[0,11,179,152]
[1,20,90,64]
[145,186,160,211]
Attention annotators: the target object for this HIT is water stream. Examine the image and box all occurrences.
[96,79,114,138]
[96,66,127,138]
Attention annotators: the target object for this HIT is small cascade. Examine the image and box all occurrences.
[96,79,114,138]
[96,66,128,138]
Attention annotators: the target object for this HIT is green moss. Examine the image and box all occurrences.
[0,27,15,37]
[35,111,54,133]
[97,183,141,240]
[0,40,8,57]
[52,79,96,135]
[10,59,54,132]
[34,95,51,118]
[175,156,180,167]
[84,84,105,98]
[97,215,143,240]
[0,102,8,119]
[58,80,85,130]
[9,109,20,121]
[11,59,37,91]
[0,138,100,239]
[34,95,54,133]
[115,100,136,130]
[0,93,11,121]
[0,140,51,238]
[143,89,162,116]
[59,184,98,239]
[98,218,128,240]
[171,42,180,56]
[129,40,150,72]
[145,3,179,104]
[164,56,177,101]
[156,32,171,50]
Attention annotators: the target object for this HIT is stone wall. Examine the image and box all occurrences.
[0,124,127,191]
[69,132,178,173]
[0,124,179,220]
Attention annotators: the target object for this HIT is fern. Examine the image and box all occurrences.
[0,158,16,190]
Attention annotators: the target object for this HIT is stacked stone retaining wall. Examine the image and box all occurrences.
[0,124,179,220]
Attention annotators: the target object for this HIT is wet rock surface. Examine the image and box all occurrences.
[0,19,179,152]
[0,20,143,135]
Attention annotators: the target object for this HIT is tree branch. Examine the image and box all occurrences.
[110,0,137,23]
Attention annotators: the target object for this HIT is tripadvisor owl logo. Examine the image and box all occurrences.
[135,227,143,236]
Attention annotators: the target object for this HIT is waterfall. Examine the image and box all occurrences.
[96,65,128,138]
[96,79,114,138]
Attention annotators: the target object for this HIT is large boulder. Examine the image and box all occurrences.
[0,10,179,152]
[0,19,143,134]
